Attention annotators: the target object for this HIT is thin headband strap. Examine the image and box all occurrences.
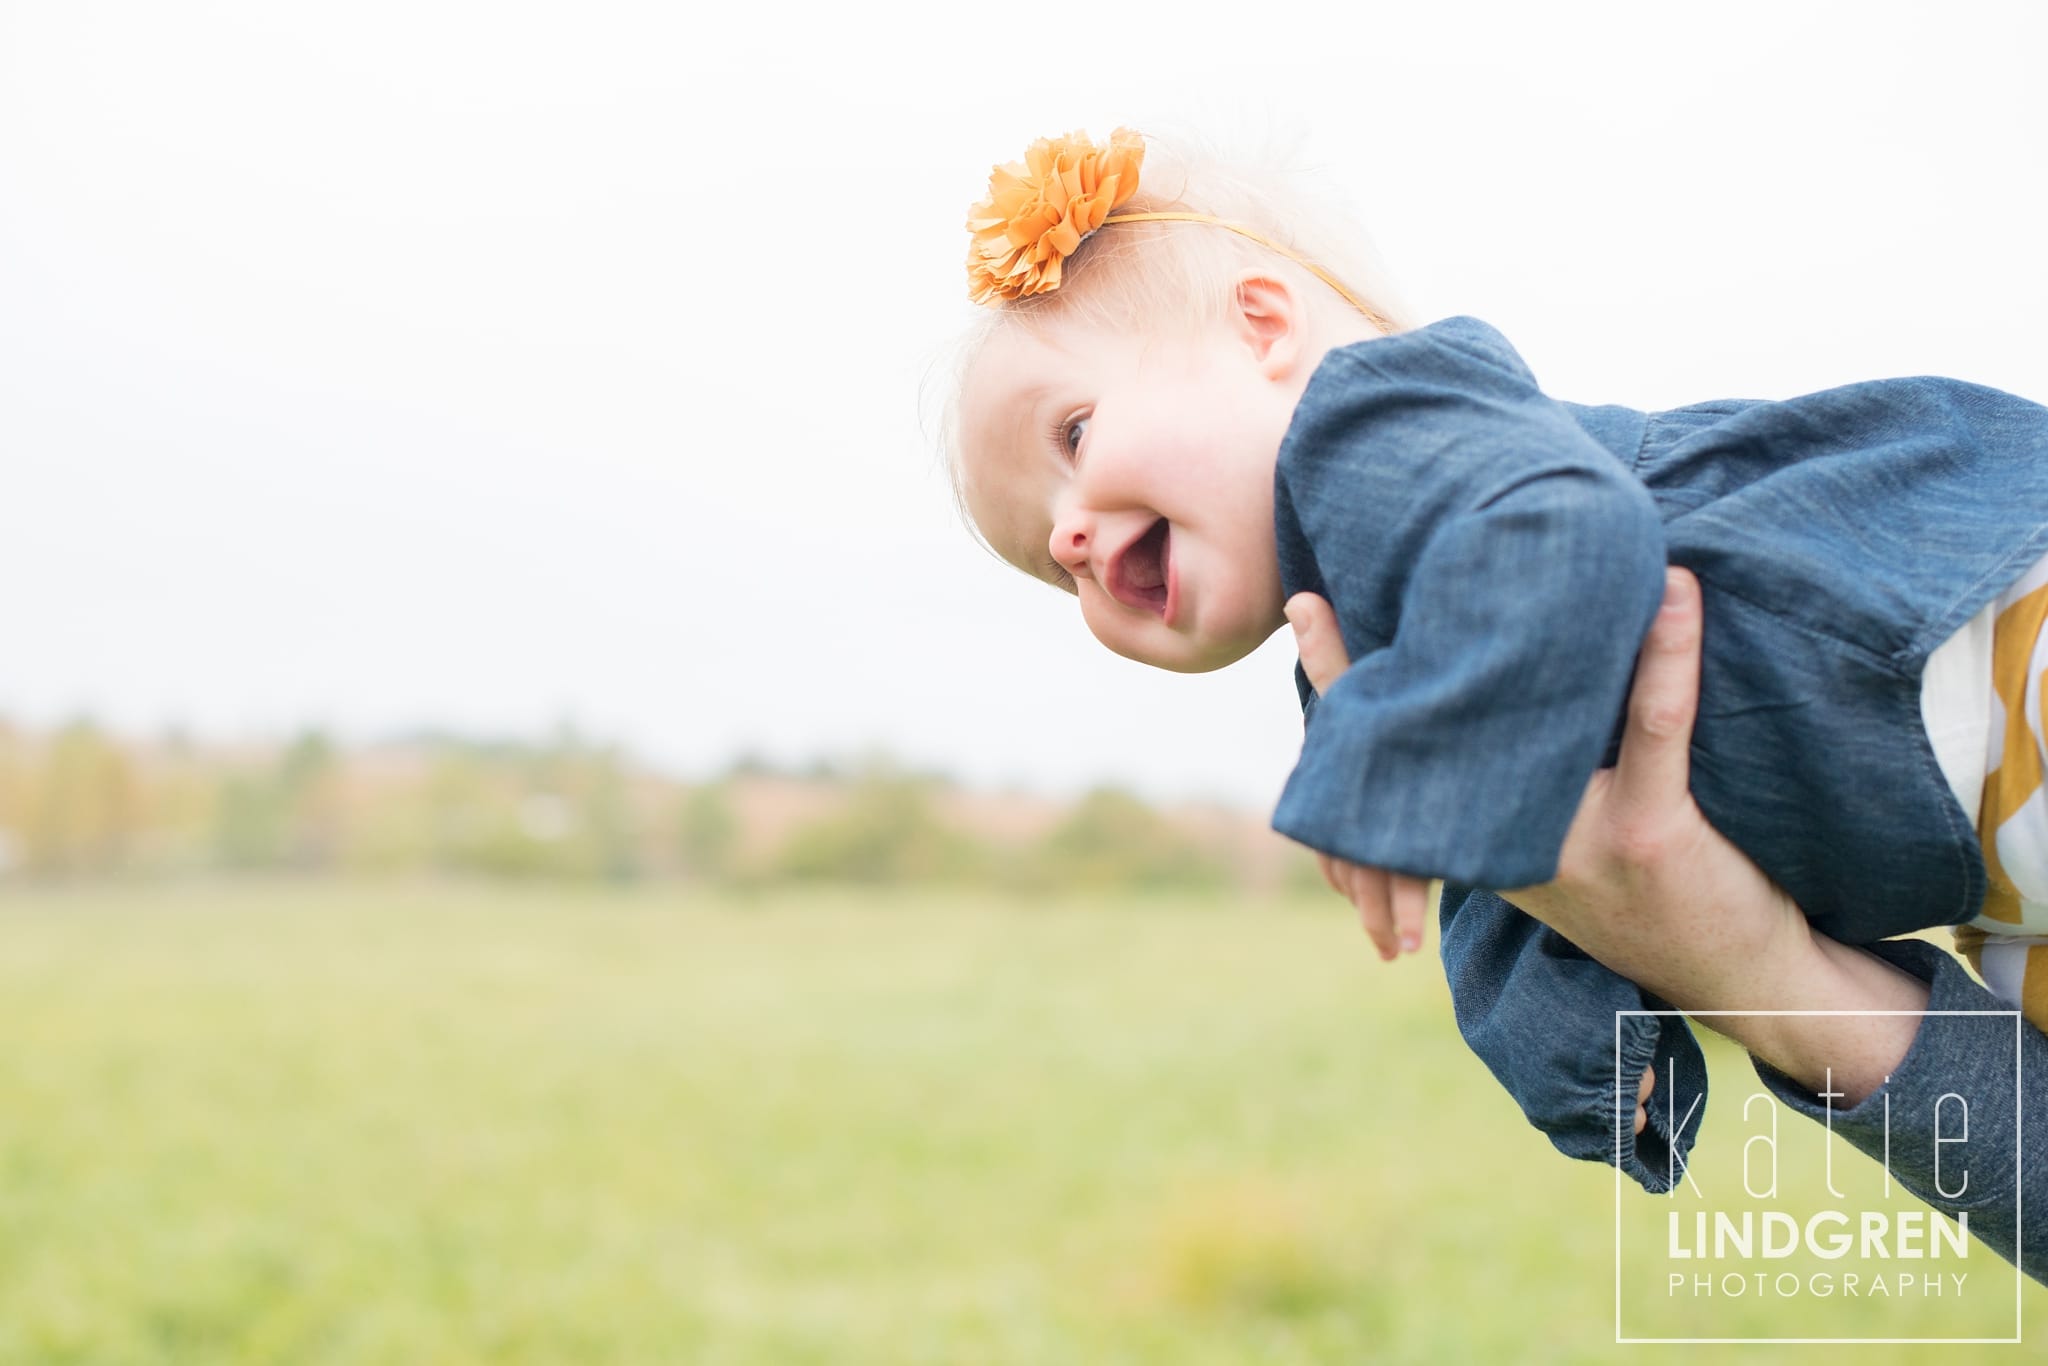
[1103,211,1399,335]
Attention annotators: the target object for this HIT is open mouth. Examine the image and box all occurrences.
[1106,517,1172,617]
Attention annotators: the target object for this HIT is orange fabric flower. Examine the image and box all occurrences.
[966,128,1145,304]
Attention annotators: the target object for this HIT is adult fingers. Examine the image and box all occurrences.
[1609,568,1704,825]
[1634,1065,1656,1136]
[1285,593,1351,698]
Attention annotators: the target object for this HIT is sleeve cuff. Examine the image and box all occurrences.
[1749,937,2044,1284]
[1600,1004,1707,1194]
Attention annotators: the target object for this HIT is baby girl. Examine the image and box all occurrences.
[943,126,2048,1188]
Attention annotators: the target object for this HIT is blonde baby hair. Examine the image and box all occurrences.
[936,123,1415,560]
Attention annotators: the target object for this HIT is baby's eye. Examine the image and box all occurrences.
[1061,417,1089,460]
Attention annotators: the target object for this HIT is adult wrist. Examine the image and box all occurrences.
[1712,931,1929,1104]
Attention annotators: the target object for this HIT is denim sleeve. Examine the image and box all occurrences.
[1749,938,2048,1285]
[1440,884,1708,1192]
[1270,318,1667,889]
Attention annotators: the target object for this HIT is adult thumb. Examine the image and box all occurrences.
[1609,568,1704,819]
[1285,592,1352,697]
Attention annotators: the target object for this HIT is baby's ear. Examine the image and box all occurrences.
[1231,272,1304,379]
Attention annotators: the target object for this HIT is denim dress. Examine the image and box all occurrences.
[1270,317,2048,1278]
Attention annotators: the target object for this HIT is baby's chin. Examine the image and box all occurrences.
[1102,622,1280,675]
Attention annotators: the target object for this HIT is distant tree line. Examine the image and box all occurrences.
[0,718,1317,894]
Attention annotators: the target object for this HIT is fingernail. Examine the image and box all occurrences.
[1662,569,1683,610]
[1284,598,1306,636]
[1400,932,1420,953]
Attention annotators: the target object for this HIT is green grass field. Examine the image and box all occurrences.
[1,882,2040,1364]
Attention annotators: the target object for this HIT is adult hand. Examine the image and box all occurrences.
[1497,569,1811,1009]
[1285,568,1929,1103]
[1286,570,1802,1004]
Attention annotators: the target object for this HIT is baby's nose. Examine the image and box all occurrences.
[1049,516,1094,579]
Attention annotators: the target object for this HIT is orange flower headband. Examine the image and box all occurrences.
[965,127,1395,333]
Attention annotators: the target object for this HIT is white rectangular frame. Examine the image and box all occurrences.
[1612,1009,2022,1345]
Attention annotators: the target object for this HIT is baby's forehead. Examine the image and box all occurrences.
[958,329,1068,567]
[961,324,1059,419]
[959,330,1063,473]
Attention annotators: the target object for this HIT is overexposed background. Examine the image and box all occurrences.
[4,0,2044,809]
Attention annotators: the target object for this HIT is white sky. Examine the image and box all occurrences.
[2,1,2044,808]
